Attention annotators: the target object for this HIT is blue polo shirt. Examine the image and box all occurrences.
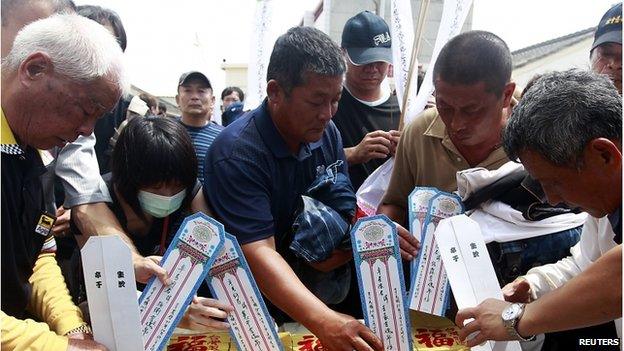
[203,100,350,252]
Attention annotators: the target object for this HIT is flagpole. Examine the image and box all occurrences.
[413,0,431,61]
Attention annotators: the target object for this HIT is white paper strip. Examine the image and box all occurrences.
[406,0,474,124]
[390,0,417,115]
[207,233,283,351]
[82,235,143,351]
[356,157,395,216]
[138,213,225,351]
[352,215,412,351]
[244,0,273,110]
[409,190,463,315]
[436,215,521,351]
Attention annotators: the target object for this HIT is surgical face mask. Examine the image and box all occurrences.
[137,189,186,218]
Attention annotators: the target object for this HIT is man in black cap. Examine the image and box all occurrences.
[176,71,223,183]
[332,11,401,191]
[591,2,622,94]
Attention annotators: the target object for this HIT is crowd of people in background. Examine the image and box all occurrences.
[0,0,621,350]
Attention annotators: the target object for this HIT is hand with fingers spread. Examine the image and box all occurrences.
[502,278,532,303]
[178,296,233,331]
[393,221,420,261]
[346,130,394,165]
[314,312,383,351]
[455,298,515,347]
[133,255,170,285]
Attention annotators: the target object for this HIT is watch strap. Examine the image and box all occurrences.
[504,303,536,342]
[64,323,93,336]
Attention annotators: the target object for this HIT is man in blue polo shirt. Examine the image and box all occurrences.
[204,27,383,351]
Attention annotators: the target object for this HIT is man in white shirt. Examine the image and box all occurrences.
[456,70,622,347]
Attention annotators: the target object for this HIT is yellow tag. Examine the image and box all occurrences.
[34,213,56,236]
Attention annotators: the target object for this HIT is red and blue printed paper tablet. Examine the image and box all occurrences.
[351,215,412,351]
[206,233,283,351]
[138,212,225,351]
[408,188,463,315]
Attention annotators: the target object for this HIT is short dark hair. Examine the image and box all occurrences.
[76,5,127,52]
[520,74,542,97]
[221,86,245,102]
[112,116,197,220]
[267,26,345,95]
[433,30,511,95]
[158,102,167,114]
[503,69,621,167]
[1,0,76,25]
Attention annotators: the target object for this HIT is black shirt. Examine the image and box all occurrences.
[1,147,48,318]
[332,87,400,190]
[94,96,132,174]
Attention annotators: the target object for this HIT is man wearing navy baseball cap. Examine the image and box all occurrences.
[341,10,392,65]
[591,3,622,93]
[331,10,407,319]
[333,11,401,192]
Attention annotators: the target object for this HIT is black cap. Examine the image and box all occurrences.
[341,11,392,65]
[178,71,212,89]
[592,3,622,51]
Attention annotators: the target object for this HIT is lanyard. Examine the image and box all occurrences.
[158,216,170,256]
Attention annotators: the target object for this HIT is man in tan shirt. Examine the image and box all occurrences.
[379,30,515,260]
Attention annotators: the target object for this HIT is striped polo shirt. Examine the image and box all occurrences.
[179,120,223,183]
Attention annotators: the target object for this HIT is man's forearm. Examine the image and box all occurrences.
[308,249,352,272]
[1,311,69,351]
[518,244,622,336]
[72,202,140,255]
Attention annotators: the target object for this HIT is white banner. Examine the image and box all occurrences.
[245,0,273,110]
[390,0,416,114]
[405,0,473,125]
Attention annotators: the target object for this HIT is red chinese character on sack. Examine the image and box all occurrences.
[415,328,455,348]
[206,335,222,350]
[297,335,325,351]
[167,335,208,351]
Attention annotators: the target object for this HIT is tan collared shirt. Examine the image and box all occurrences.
[382,108,509,209]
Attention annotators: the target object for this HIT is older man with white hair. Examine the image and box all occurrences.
[1,14,127,351]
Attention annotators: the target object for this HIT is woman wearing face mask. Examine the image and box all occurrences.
[109,116,201,257]
[72,116,232,331]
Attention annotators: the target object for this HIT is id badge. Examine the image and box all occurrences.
[34,212,56,236]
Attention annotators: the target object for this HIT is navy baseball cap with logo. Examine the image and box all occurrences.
[341,11,392,65]
[178,71,212,89]
[592,3,622,51]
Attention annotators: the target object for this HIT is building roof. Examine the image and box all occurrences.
[512,27,595,69]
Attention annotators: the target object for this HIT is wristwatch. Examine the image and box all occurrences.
[501,303,536,341]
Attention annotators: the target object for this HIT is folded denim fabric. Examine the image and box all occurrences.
[306,160,356,219]
[290,196,349,262]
